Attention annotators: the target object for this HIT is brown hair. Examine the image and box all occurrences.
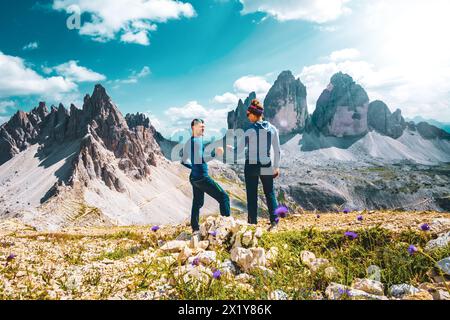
[250,99,263,110]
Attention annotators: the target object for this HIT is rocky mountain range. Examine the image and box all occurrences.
[1,72,449,230]
[0,85,242,230]
[227,71,308,135]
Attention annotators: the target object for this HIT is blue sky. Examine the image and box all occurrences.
[1,0,449,139]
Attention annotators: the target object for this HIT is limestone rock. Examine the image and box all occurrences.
[352,278,384,296]
[389,284,420,298]
[426,232,450,251]
[269,289,289,300]
[160,240,188,253]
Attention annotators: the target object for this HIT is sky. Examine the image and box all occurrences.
[1,0,449,140]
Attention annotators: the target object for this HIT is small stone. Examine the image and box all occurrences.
[160,240,188,253]
[235,273,253,283]
[241,230,253,247]
[389,284,420,298]
[231,247,254,272]
[433,289,450,300]
[195,251,217,265]
[198,240,209,250]
[269,289,288,300]
[250,247,266,268]
[436,257,450,276]
[325,283,388,300]
[221,259,238,277]
[403,291,433,300]
[177,246,192,264]
[430,218,450,233]
[266,247,279,264]
[300,251,316,266]
[352,278,384,296]
[175,232,191,241]
[254,227,263,238]
[190,233,200,249]
[425,232,450,251]
[324,266,339,279]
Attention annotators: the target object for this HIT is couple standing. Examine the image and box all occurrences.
[181,99,282,233]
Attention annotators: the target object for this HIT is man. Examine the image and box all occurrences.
[181,119,231,233]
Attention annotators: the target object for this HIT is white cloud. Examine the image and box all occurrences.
[121,30,150,45]
[23,42,39,51]
[0,101,15,114]
[53,60,106,82]
[0,116,9,125]
[328,48,360,62]
[214,74,271,110]
[151,101,230,140]
[0,51,77,99]
[239,0,351,23]
[110,66,151,86]
[52,0,196,45]
[233,75,271,99]
[213,92,239,107]
[299,53,450,121]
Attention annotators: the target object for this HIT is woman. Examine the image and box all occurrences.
[181,119,230,233]
[242,99,281,230]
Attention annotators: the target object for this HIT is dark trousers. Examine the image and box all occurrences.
[244,163,278,224]
[190,175,230,231]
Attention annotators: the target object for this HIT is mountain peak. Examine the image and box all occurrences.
[263,71,308,134]
[277,70,295,81]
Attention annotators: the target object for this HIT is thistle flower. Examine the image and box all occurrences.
[212,269,222,279]
[6,253,16,262]
[408,245,418,255]
[151,225,160,232]
[338,288,352,297]
[208,230,217,237]
[357,215,363,221]
[192,257,200,266]
[274,205,288,218]
[420,223,430,231]
[344,231,358,240]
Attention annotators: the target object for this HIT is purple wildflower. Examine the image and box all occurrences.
[408,245,418,255]
[420,223,430,231]
[316,214,321,219]
[357,215,363,221]
[274,217,280,224]
[274,205,289,218]
[208,230,217,237]
[192,257,200,266]
[338,288,352,297]
[212,269,222,279]
[6,253,16,262]
[344,231,358,240]
[343,208,350,214]
[151,225,160,232]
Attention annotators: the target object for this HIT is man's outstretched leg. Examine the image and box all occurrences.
[192,176,230,217]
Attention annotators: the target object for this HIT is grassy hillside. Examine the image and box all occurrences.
[0,211,449,300]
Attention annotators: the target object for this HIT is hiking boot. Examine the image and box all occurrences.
[268,222,278,232]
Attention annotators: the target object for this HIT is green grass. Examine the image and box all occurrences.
[165,227,449,299]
